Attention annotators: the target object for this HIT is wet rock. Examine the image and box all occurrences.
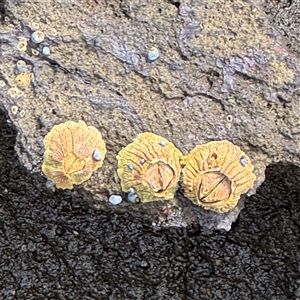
[0,109,299,299]
[0,0,299,229]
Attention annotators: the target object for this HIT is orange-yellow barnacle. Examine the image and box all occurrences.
[117,132,183,202]
[182,140,256,213]
[42,120,106,189]
[15,73,32,87]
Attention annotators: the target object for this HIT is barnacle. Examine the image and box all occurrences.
[117,132,182,202]
[19,109,25,118]
[11,106,18,115]
[7,87,24,98]
[15,73,32,87]
[17,37,27,52]
[42,120,106,189]
[31,49,39,56]
[182,140,256,213]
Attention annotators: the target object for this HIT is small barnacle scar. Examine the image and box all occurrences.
[116,132,183,203]
[181,140,256,213]
[42,120,106,189]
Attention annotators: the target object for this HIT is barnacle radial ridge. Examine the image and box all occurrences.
[42,120,106,189]
[182,140,256,213]
[117,132,183,202]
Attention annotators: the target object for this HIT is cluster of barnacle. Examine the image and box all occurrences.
[42,121,256,214]
[116,133,255,213]
[7,30,49,98]
[17,30,50,56]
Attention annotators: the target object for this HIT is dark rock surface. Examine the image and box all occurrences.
[0,110,299,299]
[263,0,300,57]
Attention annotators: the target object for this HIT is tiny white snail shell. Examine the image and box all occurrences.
[147,47,159,61]
[127,187,138,203]
[240,156,248,167]
[31,31,45,44]
[45,180,56,192]
[128,192,138,203]
[42,46,50,56]
[127,163,134,170]
[108,195,122,205]
[159,141,167,147]
[93,149,102,161]
[16,60,28,73]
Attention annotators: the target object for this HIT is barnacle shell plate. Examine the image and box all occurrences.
[182,140,256,213]
[117,132,183,202]
[42,120,106,189]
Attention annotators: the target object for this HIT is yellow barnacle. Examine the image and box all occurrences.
[8,87,24,98]
[11,106,18,115]
[17,37,28,52]
[15,73,32,87]
[31,49,39,56]
[182,140,256,213]
[42,120,107,189]
[117,132,183,202]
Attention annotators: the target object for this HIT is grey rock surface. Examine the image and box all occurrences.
[0,0,299,228]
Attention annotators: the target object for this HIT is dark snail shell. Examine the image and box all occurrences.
[182,140,256,213]
[117,132,183,202]
[42,120,106,189]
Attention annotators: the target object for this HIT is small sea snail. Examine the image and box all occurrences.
[16,60,28,73]
[117,132,182,202]
[42,120,106,189]
[147,47,160,61]
[93,149,102,161]
[42,46,50,56]
[108,195,122,205]
[17,37,27,52]
[31,31,45,44]
[181,140,256,213]
[127,187,139,203]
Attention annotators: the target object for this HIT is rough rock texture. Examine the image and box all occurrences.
[0,0,300,226]
[0,109,299,299]
[263,0,300,57]
[0,1,300,297]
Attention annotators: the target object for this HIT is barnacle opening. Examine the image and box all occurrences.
[144,161,175,193]
[197,171,231,204]
[63,152,85,175]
